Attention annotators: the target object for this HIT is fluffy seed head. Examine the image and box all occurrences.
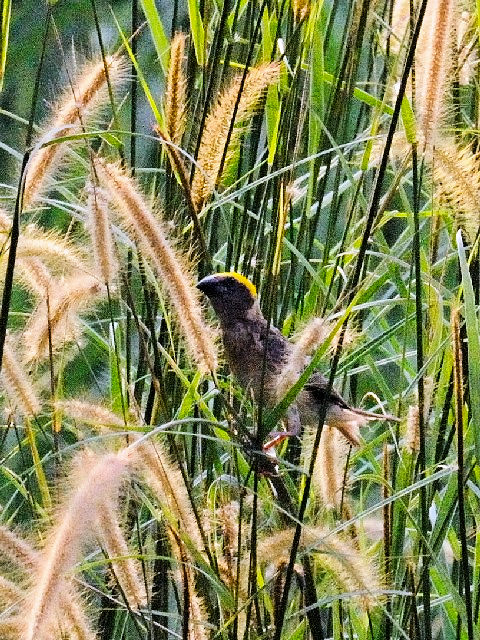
[312,425,349,509]
[23,274,104,362]
[276,317,357,401]
[169,531,209,640]
[97,500,147,608]
[1,337,41,417]
[94,158,218,373]
[23,449,130,640]
[165,33,187,145]
[405,405,420,453]
[416,0,455,145]
[132,438,206,555]
[0,574,24,604]
[258,526,382,611]
[0,524,37,570]
[23,55,126,209]
[433,140,480,242]
[86,181,118,284]
[55,399,125,428]
[0,208,12,232]
[192,63,280,209]
[16,226,89,274]
[0,523,96,640]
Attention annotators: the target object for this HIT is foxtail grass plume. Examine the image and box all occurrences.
[0,574,24,605]
[86,181,118,284]
[216,501,240,569]
[55,398,125,428]
[14,226,88,274]
[93,159,217,373]
[258,526,382,611]
[0,619,22,639]
[416,0,455,146]
[165,32,187,145]
[169,531,209,640]
[405,405,420,453]
[0,218,88,276]
[292,0,310,22]
[276,318,335,399]
[97,500,147,608]
[1,336,41,417]
[16,257,52,299]
[276,317,357,401]
[134,438,206,555]
[0,524,37,570]
[215,500,248,637]
[191,63,280,210]
[433,140,480,242]
[23,273,104,362]
[309,425,349,510]
[23,55,126,209]
[56,401,206,556]
[0,207,13,232]
[23,449,130,640]
[458,11,476,86]
[0,524,96,640]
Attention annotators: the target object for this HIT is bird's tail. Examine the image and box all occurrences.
[350,407,400,422]
[326,406,399,447]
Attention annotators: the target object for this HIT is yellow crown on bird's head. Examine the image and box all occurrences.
[214,272,257,298]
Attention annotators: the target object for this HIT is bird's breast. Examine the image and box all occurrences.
[221,321,288,400]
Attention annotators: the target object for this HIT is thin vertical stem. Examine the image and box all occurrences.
[452,308,474,640]
[0,5,51,372]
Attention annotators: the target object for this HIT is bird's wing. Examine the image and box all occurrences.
[304,371,351,409]
[305,371,399,422]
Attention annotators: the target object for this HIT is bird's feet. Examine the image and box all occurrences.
[263,430,297,451]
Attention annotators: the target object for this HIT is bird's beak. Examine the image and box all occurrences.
[196,274,219,297]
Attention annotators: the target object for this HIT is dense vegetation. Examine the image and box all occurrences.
[0,0,478,638]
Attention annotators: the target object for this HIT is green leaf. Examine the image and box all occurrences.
[457,230,480,463]
[188,0,205,66]
[400,94,417,144]
[140,0,170,75]
[0,0,11,93]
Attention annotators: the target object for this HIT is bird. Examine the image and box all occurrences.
[197,271,397,447]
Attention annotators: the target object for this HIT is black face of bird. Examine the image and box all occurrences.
[197,273,256,323]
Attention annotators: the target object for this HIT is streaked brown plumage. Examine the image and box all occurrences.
[197,272,397,446]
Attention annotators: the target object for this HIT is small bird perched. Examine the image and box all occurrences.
[197,272,396,446]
